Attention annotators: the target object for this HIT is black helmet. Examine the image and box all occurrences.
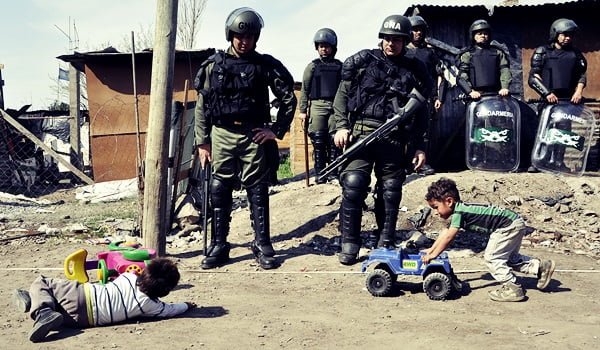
[378,15,412,39]
[409,15,428,32]
[549,18,578,42]
[469,19,492,38]
[313,28,337,49]
[225,7,264,41]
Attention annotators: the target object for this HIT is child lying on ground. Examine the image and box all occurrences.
[421,177,555,302]
[13,257,195,342]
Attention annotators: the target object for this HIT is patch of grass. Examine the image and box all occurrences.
[277,154,294,180]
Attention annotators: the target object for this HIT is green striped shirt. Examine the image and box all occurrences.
[450,202,519,235]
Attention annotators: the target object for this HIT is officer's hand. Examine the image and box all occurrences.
[197,144,211,168]
[546,93,558,104]
[412,150,426,171]
[334,129,351,149]
[469,91,481,100]
[498,88,509,96]
[298,112,307,123]
[252,128,276,144]
[434,99,442,111]
[571,91,583,104]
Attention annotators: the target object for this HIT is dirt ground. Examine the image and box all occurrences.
[1,171,599,349]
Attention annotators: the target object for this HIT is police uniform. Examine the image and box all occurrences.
[332,41,432,263]
[299,56,342,180]
[194,14,297,270]
[458,44,511,94]
[527,18,587,170]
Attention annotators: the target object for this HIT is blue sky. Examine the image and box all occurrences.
[1,0,401,110]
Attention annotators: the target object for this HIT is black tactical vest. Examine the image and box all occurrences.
[203,51,270,126]
[469,48,500,91]
[309,59,342,100]
[407,46,437,81]
[543,49,577,96]
[348,50,415,123]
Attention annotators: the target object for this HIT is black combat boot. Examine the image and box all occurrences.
[338,171,369,265]
[311,131,329,184]
[201,178,232,269]
[327,137,342,181]
[248,184,278,269]
[377,178,403,248]
[339,201,363,265]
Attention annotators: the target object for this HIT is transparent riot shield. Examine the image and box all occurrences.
[531,101,596,176]
[465,95,521,172]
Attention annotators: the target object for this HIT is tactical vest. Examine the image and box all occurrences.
[347,50,415,123]
[469,48,500,91]
[309,59,342,100]
[407,46,437,80]
[543,48,577,95]
[202,51,270,127]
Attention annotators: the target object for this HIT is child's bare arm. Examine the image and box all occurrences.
[421,227,459,263]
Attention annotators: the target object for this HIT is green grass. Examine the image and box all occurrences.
[277,154,294,180]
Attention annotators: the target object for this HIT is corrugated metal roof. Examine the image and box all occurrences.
[410,0,584,14]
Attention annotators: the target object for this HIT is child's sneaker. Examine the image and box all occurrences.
[12,289,31,313]
[537,260,556,290]
[29,308,63,343]
[488,281,525,302]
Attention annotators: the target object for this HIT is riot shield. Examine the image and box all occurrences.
[531,101,596,176]
[465,95,521,172]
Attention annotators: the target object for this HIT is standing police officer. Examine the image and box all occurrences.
[406,15,448,175]
[458,19,512,100]
[194,7,297,270]
[298,28,343,183]
[332,15,432,264]
[528,18,587,172]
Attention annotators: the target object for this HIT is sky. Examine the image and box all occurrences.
[1,0,405,110]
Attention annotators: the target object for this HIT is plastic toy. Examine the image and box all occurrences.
[361,246,461,300]
[64,241,157,284]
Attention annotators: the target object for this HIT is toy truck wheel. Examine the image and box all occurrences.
[423,272,452,300]
[366,269,393,297]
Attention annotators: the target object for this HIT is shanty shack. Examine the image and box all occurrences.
[58,48,214,183]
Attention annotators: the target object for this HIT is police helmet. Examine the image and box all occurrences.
[549,18,578,42]
[409,15,428,33]
[313,28,337,49]
[225,7,264,41]
[469,19,492,38]
[378,15,412,39]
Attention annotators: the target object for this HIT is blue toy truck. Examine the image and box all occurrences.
[361,247,461,300]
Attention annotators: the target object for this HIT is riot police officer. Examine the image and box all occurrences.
[298,28,343,183]
[406,15,448,175]
[458,19,512,100]
[194,7,297,270]
[332,15,432,265]
[528,18,587,172]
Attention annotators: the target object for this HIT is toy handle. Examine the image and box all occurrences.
[64,249,90,283]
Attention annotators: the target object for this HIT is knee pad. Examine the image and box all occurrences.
[210,177,233,208]
[310,130,329,146]
[341,171,369,205]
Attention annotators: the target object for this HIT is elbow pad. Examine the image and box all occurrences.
[528,74,551,97]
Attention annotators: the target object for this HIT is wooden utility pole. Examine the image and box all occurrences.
[69,64,81,170]
[142,0,179,255]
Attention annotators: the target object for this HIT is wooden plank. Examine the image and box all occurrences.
[0,108,94,185]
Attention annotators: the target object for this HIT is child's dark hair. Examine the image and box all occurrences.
[137,258,180,299]
[425,178,461,202]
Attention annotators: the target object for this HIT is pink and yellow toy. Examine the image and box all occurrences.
[64,241,157,284]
